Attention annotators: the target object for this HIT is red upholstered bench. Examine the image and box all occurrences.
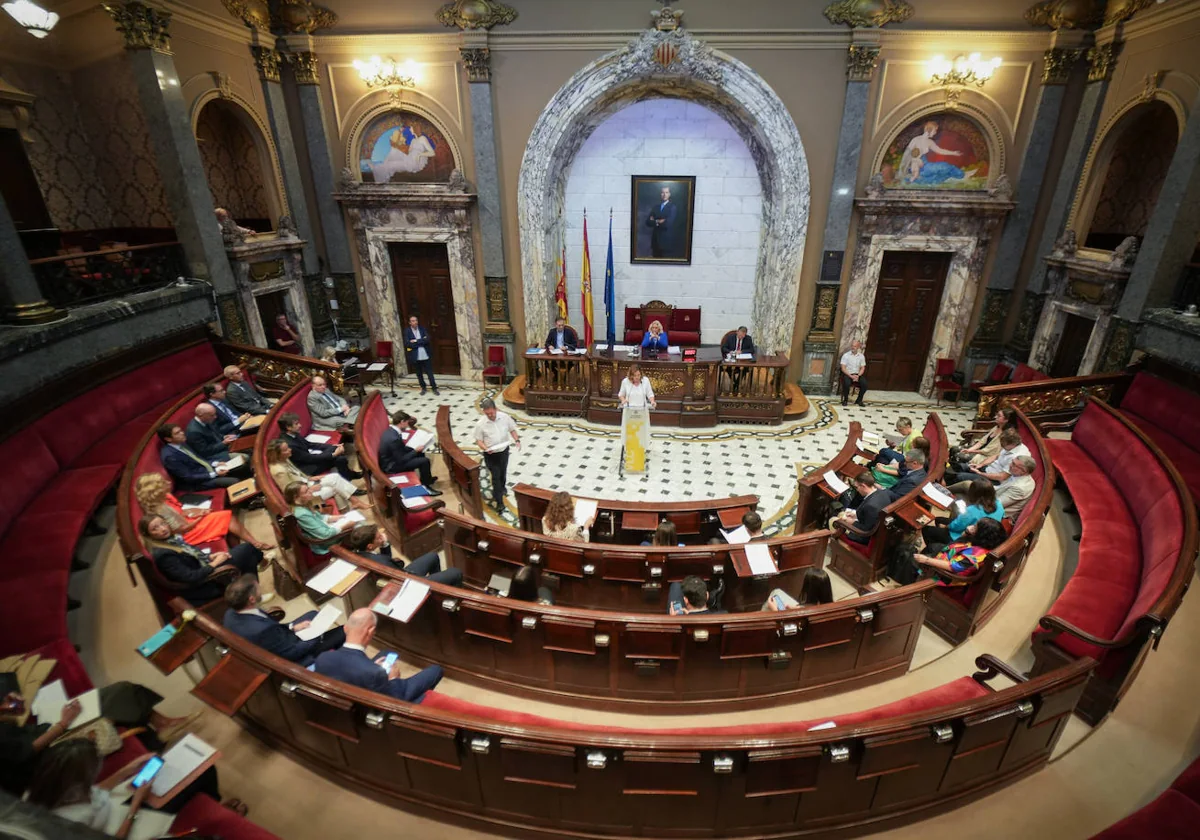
[0,342,222,657]
[1032,398,1196,724]
[1010,362,1049,384]
[1118,371,1200,507]
[1092,756,1200,839]
[170,793,282,839]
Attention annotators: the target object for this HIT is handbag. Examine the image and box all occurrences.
[271,554,305,601]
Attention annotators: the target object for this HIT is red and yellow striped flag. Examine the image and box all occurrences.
[554,232,568,321]
[580,213,594,347]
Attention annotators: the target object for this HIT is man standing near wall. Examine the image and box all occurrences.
[647,186,678,258]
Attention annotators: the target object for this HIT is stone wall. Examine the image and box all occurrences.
[562,98,761,342]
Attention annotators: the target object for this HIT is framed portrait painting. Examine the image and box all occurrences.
[630,175,696,265]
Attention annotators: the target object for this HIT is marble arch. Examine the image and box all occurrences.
[517,28,809,355]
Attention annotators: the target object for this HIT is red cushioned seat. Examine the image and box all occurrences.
[0,579,69,657]
[671,330,701,345]
[32,399,121,469]
[25,465,121,516]
[838,533,874,556]
[27,638,93,694]
[1123,372,1200,447]
[404,506,440,532]
[1092,788,1200,839]
[1,509,90,565]
[0,430,59,536]
[1050,576,1136,659]
[72,418,156,469]
[624,329,645,345]
[1128,420,1200,503]
[1170,757,1200,801]
[170,794,281,839]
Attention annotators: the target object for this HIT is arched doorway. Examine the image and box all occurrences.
[195,99,278,233]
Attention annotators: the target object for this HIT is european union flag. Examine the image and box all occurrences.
[604,212,616,348]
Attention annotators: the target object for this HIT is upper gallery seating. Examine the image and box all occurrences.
[1116,371,1200,506]
[623,300,703,346]
[1032,397,1197,724]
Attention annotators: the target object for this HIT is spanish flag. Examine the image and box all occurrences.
[554,228,568,321]
[580,212,594,347]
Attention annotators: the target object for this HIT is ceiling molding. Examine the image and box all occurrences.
[1101,0,1200,41]
[311,32,463,51]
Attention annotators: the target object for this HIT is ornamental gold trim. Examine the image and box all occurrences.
[1024,0,1102,30]
[1087,43,1119,83]
[288,51,320,85]
[251,46,281,82]
[103,1,172,54]
[436,0,516,31]
[846,45,880,82]
[824,0,913,28]
[460,47,491,82]
[1041,47,1083,85]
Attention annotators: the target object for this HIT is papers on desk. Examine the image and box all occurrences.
[570,348,588,355]
[307,558,356,594]
[180,499,212,512]
[744,543,778,576]
[526,347,546,354]
[548,347,565,355]
[400,485,431,499]
[667,346,681,354]
[32,681,101,729]
[613,344,634,352]
[402,495,432,509]
[720,525,751,545]
[366,362,388,371]
[305,432,333,444]
[861,430,882,446]
[295,603,341,641]
[923,483,955,509]
[574,498,598,528]
[152,734,216,798]
[735,352,754,360]
[241,415,266,431]
[339,510,367,526]
[407,429,434,451]
[386,578,431,623]
[824,470,850,495]
[389,474,412,485]
[221,453,246,469]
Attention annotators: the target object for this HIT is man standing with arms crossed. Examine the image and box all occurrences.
[474,398,520,512]
[404,314,439,396]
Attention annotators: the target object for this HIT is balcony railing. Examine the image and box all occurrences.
[28,241,187,309]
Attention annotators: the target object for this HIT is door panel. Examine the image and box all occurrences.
[389,243,461,375]
[865,252,950,391]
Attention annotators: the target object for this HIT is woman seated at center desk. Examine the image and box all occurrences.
[641,320,669,352]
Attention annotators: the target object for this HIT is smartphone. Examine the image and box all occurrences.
[130,756,165,789]
[380,652,399,672]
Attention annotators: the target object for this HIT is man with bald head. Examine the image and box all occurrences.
[313,608,443,703]
[186,403,239,462]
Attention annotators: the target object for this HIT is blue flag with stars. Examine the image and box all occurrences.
[604,212,616,348]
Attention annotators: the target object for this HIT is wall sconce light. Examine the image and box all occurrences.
[353,56,421,104]
[2,0,59,38]
[928,53,1001,106]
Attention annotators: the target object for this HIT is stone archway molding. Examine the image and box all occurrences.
[517,27,809,355]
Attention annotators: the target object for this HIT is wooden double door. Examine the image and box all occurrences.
[389,243,460,375]
[865,251,951,392]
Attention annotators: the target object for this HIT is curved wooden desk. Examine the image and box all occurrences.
[435,405,484,520]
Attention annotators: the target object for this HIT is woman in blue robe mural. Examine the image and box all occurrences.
[901,121,970,186]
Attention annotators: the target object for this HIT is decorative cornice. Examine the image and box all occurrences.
[824,0,913,28]
[436,0,516,31]
[460,46,491,82]
[1041,46,1084,84]
[846,44,880,82]
[220,0,336,35]
[103,1,173,54]
[251,44,282,82]
[1103,0,1153,26]
[219,0,268,31]
[1025,0,1103,30]
[1087,42,1119,82]
[288,50,320,84]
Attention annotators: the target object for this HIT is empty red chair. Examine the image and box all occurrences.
[933,358,961,406]
[483,345,507,386]
[969,362,1011,397]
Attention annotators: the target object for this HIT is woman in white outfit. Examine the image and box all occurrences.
[367,125,436,181]
[618,363,656,409]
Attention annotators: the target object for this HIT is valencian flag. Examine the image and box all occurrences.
[581,211,594,347]
[604,210,616,348]
[554,224,568,321]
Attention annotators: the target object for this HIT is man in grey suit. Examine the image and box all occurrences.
[223,366,274,415]
[307,375,359,431]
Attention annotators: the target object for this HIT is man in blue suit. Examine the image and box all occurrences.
[313,608,443,703]
[157,424,238,490]
[203,383,250,436]
[646,185,679,258]
[378,410,438,489]
[403,314,439,395]
[223,576,344,665]
[186,404,238,461]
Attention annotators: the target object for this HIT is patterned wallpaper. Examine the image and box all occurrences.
[0,61,113,232]
[1089,101,1179,241]
[71,53,171,229]
[196,99,271,225]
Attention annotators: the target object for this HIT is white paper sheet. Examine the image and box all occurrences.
[339,510,367,527]
[527,347,546,354]
[366,362,387,371]
[720,525,750,545]
[180,499,212,511]
[667,346,681,354]
[388,578,431,623]
[307,558,356,594]
[548,347,564,355]
[294,603,342,641]
[861,430,882,446]
[222,453,246,469]
[152,734,215,797]
[32,681,101,730]
[923,484,955,509]
[824,470,849,495]
[735,352,754,360]
[402,495,431,509]
[744,543,778,576]
[574,498,598,527]
[389,474,411,485]
[807,721,837,731]
[406,429,434,451]
[305,433,332,443]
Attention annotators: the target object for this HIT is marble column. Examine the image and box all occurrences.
[1007,39,1120,359]
[0,195,65,324]
[801,41,878,395]
[462,39,516,375]
[284,42,353,277]
[250,38,318,275]
[103,1,238,308]
[968,38,1085,371]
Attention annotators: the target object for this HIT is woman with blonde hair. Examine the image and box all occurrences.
[266,438,368,511]
[641,319,669,352]
[541,490,595,542]
[134,473,269,550]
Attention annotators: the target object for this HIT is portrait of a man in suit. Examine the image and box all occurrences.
[631,176,695,265]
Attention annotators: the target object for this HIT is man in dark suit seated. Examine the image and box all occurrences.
[344,524,461,586]
[379,410,439,490]
[278,412,362,481]
[223,575,343,665]
[186,403,239,461]
[222,365,274,415]
[313,608,443,703]
[889,450,928,498]
[204,383,250,435]
[543,317,579,351]
[139,514,262,606]
[158,424,239,490]
[667,574,725,616]
[834,471,894,545]
[721,326,756,394]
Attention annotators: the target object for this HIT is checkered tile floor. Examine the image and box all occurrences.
[382,379,977,535]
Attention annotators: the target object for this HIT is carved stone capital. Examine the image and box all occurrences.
[1041,46,1084,84]
[824,0,913,28]
[103,1,172,54]
[251,45,282,83]
[846,45,880,82]
[436,0,516,30]
[460,47,491,82]
[1087,43,1120,83]
[288,51,320,85]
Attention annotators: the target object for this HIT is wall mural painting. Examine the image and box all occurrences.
[880,113,990,190]
[358,111,455,183]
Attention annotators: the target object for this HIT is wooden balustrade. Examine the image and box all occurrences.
[435,405,484,521]
[29,240,186,308]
